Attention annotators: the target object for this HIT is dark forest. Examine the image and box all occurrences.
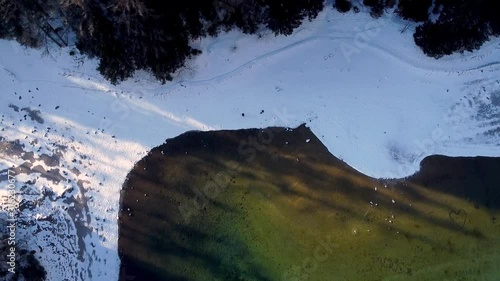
[1,0,498,84]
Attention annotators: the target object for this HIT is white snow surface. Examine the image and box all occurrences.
[0,10,499,281]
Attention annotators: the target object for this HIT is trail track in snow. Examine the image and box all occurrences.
[10,27,495,97]
[146,34,500,95]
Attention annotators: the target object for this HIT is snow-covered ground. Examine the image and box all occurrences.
[0,9,499,281]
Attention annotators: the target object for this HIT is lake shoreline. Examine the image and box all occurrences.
[118,125,500,281]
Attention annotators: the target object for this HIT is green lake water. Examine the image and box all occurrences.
[119,125,500,281]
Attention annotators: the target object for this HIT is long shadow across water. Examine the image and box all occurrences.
[119,124,500,281]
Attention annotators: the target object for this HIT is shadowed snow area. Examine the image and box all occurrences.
[0,10,499,281]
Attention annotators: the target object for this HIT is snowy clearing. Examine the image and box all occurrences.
[0,10,499,281]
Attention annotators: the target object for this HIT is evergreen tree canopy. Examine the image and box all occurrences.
[397,0,432,22]
[0,0,499,83]
[335,0,352,13]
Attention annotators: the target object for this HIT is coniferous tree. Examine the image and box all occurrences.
[414,20,488,58]
[397,0,432,22]
[363,0,385,18]
[1,0,326,83]
[4,0,498,83]
[267,0,305,35]
[303,0,324,20]
[481,0,500,35]
[266,0,323,36]
[414,0,491,58]
[0,0,44,47]
[335,0,352,13]
[0,0,20,40]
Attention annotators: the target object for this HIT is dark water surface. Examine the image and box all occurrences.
[118,125,500,281]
